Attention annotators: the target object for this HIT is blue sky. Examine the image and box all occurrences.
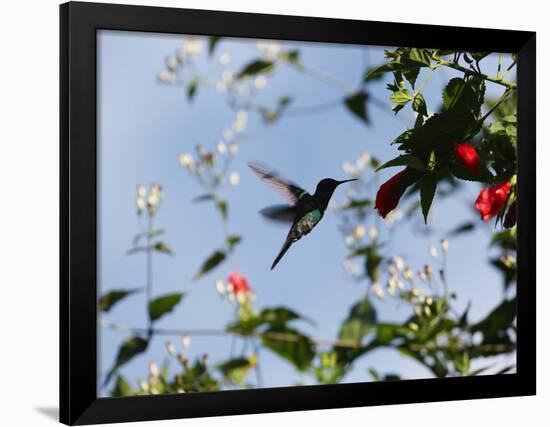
[97,30,515,396]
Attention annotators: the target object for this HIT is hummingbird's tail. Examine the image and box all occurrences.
[271,238,293,270]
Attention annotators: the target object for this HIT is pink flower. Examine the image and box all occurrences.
[228,272,250,296]
[475,181,511,221]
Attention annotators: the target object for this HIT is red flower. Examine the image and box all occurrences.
[454,142,481,174]
[375,169,407,218]
[228,272,250,296]
[475,181,511,221]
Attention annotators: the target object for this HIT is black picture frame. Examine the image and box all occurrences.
[60,1,536,424]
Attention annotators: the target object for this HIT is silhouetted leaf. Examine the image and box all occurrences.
[261,327,314,371]
[376,154,425,172]
[237,60,275,78]
[106,337,148,384]
[208,36,221,56]
[195,250,226,279]
[344,91,369,123]
[338,296,377,342]
[152,241,172,255]
[193,194,214,202]
[187,80,198,101]
[260,306,314,327]
[227,235,242,249]
[420,173,437,223]
[126,246,146,255]
[448,221,475,236]
[471,297,516,341]
[149,293,185,322]
[280,50,300,64]
[217,200,228,220]
[99,288,141,312]
[412,93,428,116]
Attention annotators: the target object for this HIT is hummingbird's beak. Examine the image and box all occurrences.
[338,178,358,185]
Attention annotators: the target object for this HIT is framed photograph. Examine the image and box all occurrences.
[60,1,536,424]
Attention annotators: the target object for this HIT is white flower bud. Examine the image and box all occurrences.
[428,244,438,259]
[229,143,238,155]
[181,334,190,350]
[149,361,159,379]
[367,225,378,241]
[216,141,227,155]
[403,267,414,281]
[215,278,226,295]
[440,238,449,253]
[179,152,194,167]
[166,341,176,356]
[352,224,365,241]
[392,256,404,271]
[166,56,178,71]
[254,75,267,88]
[229,171,240,186]
[371,283,384,299]
[218,52,231,65]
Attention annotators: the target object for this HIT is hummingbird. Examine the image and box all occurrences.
[248,162,357,270]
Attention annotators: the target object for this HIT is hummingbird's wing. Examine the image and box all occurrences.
[248,162,307,205]
[260,205,297,223]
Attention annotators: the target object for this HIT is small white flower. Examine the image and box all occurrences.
[403,267,414,281]
[166,56,178,71]
[137,184,146,198]
[166,341,176,356]
[215,278,226,295]
[139,380,149,392]
[367,225,378,241]
[218,52,231,65]
[440,238,449,253]
[157,70,176,83]
[183,38,202,55]
[428,244,438,259]
[229,143,238,155]
[341,161,358,177]
[216,141,227,155]
[342,259,360,276]
[149,361,159,379]
[356,152,371,170]
[179,152,194,167]
[181,334,190,350]
[418,270,428,282]
[352,224,366,241]
[215,81,226,93]
[256,41,281,59]
[344,234,355,246]
[392,256,405,271]
[254,75,267,89]
[222,71,233,83]
[346,187,357,199]
[371,283,384,299]
[423,264,433,279]
[229,171,240,186]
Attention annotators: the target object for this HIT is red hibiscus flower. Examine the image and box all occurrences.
[375,169,408,218]
[454,142,481,174]
[475,181,511,221]
[228,272,250,296]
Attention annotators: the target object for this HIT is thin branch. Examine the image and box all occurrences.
[100,318,365,349]
[438,59,516,90]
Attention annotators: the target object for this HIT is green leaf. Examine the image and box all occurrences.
[99,288,140,312]
[376,154,425,172]
[218,358,252,385]
[261,306,313,326]
[208,36,221,56]
[152,241,172,255]
[338,296,377,342]
[111,375,133,397]
[471,297,516,341]
[187,80,198,101]
[408,48,432,67]
[344,92,369,123]
[195,250,226,279]
[442,78,466,110]
[341,198,373,210]
[389,89,412,106]
[419,173,437,223]
[227,235,242,249]
[261,326,315,371]
[148,293,185,322]
[106,337,148,384]
[412,93,428,116]
[280,50,300,64]
[217,200,228,220]
[237,60,275,79]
